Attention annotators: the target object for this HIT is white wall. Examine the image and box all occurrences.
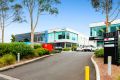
[78,33,97,47]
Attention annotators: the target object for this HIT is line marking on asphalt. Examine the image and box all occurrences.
[0,74,20,80]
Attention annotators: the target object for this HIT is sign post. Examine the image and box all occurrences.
[108,56,112,76]
[17,53,20,62]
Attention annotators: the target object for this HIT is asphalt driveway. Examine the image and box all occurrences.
[1,52,96,80]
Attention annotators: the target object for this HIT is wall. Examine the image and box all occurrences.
[78,33,97,47]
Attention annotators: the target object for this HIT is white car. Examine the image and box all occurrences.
[76,47,83,51]
[82,45,97,52]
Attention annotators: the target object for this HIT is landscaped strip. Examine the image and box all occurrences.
[93,57,120,80]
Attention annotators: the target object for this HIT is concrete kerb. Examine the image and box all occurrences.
[0,54,54,72]
[91,55,100,80]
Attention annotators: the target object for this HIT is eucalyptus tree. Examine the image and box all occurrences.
[91,0,120,32]
[0,0,23,43]
[22,0,60,47]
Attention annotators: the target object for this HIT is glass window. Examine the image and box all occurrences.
[72,37,75,40]
[66,32,69,39]
[97,30,103,36]
[110,26,116,32]
[58,32,65,39]
[58,35,62,39]
[90,28,92,36]
[40,36,43,41]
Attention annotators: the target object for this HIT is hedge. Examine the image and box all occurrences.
[0,42,34,58]
[34,44,42,49]
[62,48,71,51]
[34,48,50,56]
[94,48,104,57]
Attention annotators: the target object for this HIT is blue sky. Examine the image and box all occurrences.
[4,0,120,42]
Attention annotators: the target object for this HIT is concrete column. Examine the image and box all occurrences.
[64,42,66,48]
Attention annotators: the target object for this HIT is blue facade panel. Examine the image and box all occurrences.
[45,30,48,43]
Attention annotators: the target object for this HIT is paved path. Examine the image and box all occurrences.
[1,52,96,80]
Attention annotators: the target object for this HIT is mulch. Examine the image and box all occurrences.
[93,57,120,80]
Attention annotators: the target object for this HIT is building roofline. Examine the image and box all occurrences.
[47,27,83,34]
[89,19,120,27]
[15,28,89,38]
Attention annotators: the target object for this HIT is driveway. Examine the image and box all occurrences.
[1,52,96,80]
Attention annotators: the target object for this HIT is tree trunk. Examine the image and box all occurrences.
[31,29,34,48]
[30,10,34,48]
[2,14,4,43]
[2,27,4,43]
[106,15,109,33]
[1,10,4,43]
[106,0,109,33]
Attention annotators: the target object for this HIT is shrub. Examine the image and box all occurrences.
[72,46,77,51]
[62,48,71,51]
[0,43,10,56]
[34,44,42,49]
[0,42,34,59]
[34,48,50,56]
[94,48,104,57]
[0,54,16,67]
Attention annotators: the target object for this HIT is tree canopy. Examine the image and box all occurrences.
[0,0,23,43]
[22,0,60,46]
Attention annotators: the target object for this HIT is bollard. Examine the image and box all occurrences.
[17,53,20,62]
[108,56,112,76]
[85,66,90,80]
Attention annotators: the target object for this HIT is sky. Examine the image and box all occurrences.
[3,0,120,42]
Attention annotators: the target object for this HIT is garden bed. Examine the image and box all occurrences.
[0,42,59,68]
[93,56,120,80]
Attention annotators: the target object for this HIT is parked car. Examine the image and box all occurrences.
[82,45,97,52]
[54,47,62,52]
[76,47,83,51]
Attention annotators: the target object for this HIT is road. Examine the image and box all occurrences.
[1,52,96,80]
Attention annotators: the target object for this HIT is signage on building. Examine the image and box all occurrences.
[89,37,103,41]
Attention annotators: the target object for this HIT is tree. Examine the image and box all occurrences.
[90,0,120,32]
[11,34,15,42]
[0,0,23,43]
[22,0,60,47]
